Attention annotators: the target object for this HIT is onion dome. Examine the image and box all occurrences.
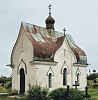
[45,4,55,29]
[45,15,55,24]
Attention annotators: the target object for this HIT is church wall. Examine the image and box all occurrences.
[22,31,36,93]
[12,68,18,90]
[32,63,67,90]
[50,64,72,90]
[30,36,78,90]
[31,62,72,91]
[54,36,76,88]
[11,28,23,91]
[72,66,87,91]
[29,62,87,91]
[53,36,87,90]
[33,64,49,87]
[26,64,36,93]
[11,27,36,93]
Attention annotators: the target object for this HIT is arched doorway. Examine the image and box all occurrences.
[20,68,25,95]
[63,68,67,86]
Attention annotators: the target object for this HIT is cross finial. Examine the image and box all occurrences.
[48,4,52,15]
[63,28,66,36]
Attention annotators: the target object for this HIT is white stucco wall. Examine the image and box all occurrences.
[72,65,87,91]
[11,27,36,93]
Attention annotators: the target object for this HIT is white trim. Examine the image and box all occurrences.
[73,63,88,67]
[47,67,54,76]
[30,61,58,65]
[61,60,69,74]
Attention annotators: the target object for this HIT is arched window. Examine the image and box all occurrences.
[49,73,52,88]
[63,68,67,86]
[77,73,79,84]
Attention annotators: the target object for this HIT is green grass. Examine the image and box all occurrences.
[88,88,98,99]
[0,86,8,93]
[0,95,26,100]
[0,85,98,100]
[0,86,26,100]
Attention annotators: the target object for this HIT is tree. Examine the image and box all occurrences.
[0,77,7,85]
[0,76,12,85]
[87,73,98,80]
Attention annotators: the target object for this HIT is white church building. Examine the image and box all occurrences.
[10,6,88,94]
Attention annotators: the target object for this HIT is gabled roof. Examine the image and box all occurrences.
[21,22,87,64]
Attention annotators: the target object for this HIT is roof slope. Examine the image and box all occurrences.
[22,22,87,64]
[22,22,64,61]
[66,34,87,64]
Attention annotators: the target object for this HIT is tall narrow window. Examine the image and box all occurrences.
[77,73,79,84]
[63,68,67,86]
[49,73,52,88]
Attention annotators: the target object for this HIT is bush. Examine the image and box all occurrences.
[49,88,85,100]
[9,89,18,95]
[49,88,67,100]
[67,89,85,100]
[5,81,12,89]
[26,84,50,100]
[0,86,8,93]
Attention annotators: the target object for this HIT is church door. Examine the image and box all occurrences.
[20,68,25,95]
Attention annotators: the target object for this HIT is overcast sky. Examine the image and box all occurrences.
[0,0,98,77]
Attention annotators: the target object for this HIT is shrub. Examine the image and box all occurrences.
[9,89,18,95]
[49,88,67,100]
[0,86,8,93]
[49,88,85,100]
[26,85,50,100]
[5,81,12,89]
[67,89,85,100]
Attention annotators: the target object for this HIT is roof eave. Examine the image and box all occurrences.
[29,60,58,65]
[73,63,89,67]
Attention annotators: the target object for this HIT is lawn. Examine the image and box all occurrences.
[0,95,26,100]
[0,85,8,93]
[0,85,98,100]
[88,88,98,99]
[0,86,26,100]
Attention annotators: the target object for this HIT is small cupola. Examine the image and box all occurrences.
[45,4,55,29]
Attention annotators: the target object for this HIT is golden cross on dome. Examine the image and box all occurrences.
[48,4,52,15]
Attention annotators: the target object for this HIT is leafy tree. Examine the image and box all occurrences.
[87,73,98,80]
[0,77,7,85]
[0,76,12,87]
